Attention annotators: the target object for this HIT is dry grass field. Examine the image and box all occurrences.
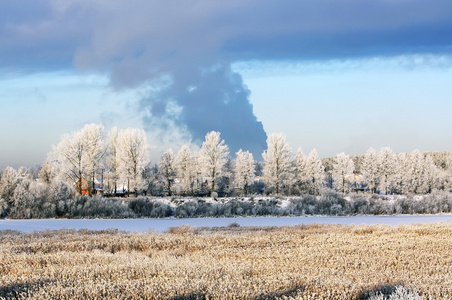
[1,222,452,299]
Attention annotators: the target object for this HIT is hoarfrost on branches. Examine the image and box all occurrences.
[199,131,229,195]
[175,145,198,196]
[305,149,325,195]
[0,167,19,213]
[362,147,378,194]
[332,152,355,194]
[295,148,308,192]
[233,149,256,196]
[377,147,395,195]
[262,133,293,195]
[82,124,106,196]
[159,148,177,196]
[105,127,121,196]
[49,123,105,196]
[117,128,150,197]
[51,126,86,195]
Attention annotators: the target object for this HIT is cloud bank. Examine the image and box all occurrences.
[1,0,452,156]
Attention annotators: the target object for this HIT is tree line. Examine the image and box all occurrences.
[153,132,452,197]
[1,124,452,202]
[1,124,452,218]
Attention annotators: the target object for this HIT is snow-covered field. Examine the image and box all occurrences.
[1,214,451,233]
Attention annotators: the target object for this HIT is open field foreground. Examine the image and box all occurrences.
[1,223,452,299]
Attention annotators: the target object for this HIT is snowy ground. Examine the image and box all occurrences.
[1,214,451,233]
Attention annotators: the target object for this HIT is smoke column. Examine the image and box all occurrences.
[140,64,267,157]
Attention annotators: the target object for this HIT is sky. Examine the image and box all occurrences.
[1,0,452,168]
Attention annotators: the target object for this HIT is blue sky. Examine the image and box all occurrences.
[237,57,452,156]
[1,1,452,167]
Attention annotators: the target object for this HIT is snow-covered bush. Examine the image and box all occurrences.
[174,201,217,218]
[128,197,173,217]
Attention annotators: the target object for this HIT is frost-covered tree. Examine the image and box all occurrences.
[82,124,105,196]
[404,150,425,194]
[421,151,452,191]
[39,160,55,185]
[105,127,120,196]
[423,154,441,193]
[295,148,308,193]
[50,128,86,195]
[117,128,150,197]
[403,151,441,194]
[159,149,177,196]
[262,133,293,195]
[175,145,198,196]
[391,152,409,194]
[377,147,395,194]
[17,166,30,180]
[0,166,36,217]
[233,150,256,196]
[10,178,35,218]
[47,180,74,217]
[50,123,106,196]
[217,157,233,196]
[361,147,379,193]
[305,149,325,195]
[444,154,452,191]
[0,167,19,210]
[142,163,164,196]
[199,131,229,196]
[332,152,355,194]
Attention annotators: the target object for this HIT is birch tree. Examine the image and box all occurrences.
[159,149,177,196]
[51,128,86,195]
[233,149,256,196]
[262,133,292,195]
[106,127,120,196]
[295,148,308,193]
[424,154,441,193]
[392,152,409,194]
[175,145,197,196]
[305,149,325,195]
[377,147,395,194]
[199,131,229,196]
[117,128,150,197]
[361,147,378,193]
[49,124,105,196]
[332,152,355,194]
[405,151,440,194]
[446,154,452,190]
[82,124,105,195]
[39,160,55,185]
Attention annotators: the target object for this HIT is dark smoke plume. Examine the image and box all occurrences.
[141,64,267,157]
